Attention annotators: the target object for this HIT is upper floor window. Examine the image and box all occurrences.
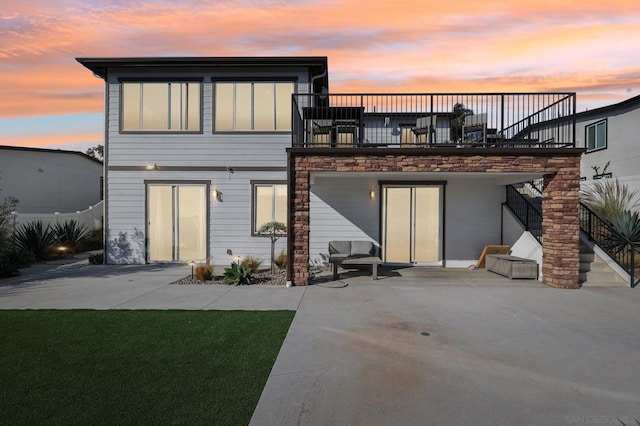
[215,82,294,131]
[586,119,606,152]
[121,82,201,132]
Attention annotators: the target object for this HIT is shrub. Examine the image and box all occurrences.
[0,252,21,277]
[241,256,263,272]
[77,229,104,252]
[195,264,214,281]
[54,220,92,251]
[274,251,287,269]
[223,262,253,286]
[13,221,57,260]
[581,178,640,222]
[88,252,104,265]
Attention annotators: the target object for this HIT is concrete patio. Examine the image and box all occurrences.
[1,261,639,425]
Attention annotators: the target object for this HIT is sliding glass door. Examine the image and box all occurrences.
[147,184,207,262]
[382,185,442,265]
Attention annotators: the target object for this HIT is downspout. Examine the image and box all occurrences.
[310,69,327,94]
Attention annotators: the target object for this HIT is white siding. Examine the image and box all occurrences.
[105,170,286,266]
[576,103,640,186]
[104,66,311,264]
[309,174,506,267]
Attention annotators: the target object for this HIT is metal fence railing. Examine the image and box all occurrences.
[580,202,638,288]
[292,93,576,149]
[505,185,542,243]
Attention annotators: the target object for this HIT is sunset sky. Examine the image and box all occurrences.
[1,0,639,153]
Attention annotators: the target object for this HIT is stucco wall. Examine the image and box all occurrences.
[0,149,102,214]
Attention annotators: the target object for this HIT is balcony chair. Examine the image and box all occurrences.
[462,113,487,146]
[411,115,437,145]
[311,119,333,147]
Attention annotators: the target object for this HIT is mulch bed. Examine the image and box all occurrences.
[172,269,286,286]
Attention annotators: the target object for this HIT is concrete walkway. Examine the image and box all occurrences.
[2,262,639,425]
[251,268,640,426]
[0,260,304,310]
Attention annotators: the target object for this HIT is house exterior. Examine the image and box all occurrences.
[77,57,327,265]
[574,94,640,195]
[0,145,103,213]
[79,56,584,288]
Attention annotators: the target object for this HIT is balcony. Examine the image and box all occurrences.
[292,93,576,149]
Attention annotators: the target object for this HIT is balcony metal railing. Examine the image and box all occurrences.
[292,93,576,149]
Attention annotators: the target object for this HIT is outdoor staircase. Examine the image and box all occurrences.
[506,181,632,287]
[579,238,628,287]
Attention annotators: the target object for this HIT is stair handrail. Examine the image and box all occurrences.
[505,185,543,244]
[580,202,638,288]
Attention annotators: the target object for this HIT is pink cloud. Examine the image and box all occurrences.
[0,0,638,121]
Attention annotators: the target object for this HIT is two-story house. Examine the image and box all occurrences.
[574,93,640,196]
[78,57,584,288]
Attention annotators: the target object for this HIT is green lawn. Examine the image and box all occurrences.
[0,310,294,425]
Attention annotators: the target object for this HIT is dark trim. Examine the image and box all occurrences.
[584,118,607,153]
[143,179,211,185]
[378,180,447,186]
[287,147,585,157]
[211,76,299,82]
[0,145,103,165]
[118,76,204,82]
[119,81,204,134]
[212,131,293,135]
[249,180,287,236]
[76,56,329,81]
[286,152,294,284]
[109,166,287,172]
[103,78,109,263]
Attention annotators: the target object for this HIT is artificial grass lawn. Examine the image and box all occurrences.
[0,310,294,425]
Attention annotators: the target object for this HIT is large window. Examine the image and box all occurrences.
[252,183,287,234]
[215,82,294,131]
[121,82,201,132]
[586,120,607,152]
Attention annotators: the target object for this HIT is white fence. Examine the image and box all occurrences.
[11,201,103,232]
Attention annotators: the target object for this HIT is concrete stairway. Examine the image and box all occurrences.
[579,238,628,287]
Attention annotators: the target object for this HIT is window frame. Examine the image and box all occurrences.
[119,78,204,134]
[213,78,297,133]
[585,119,607,153]
[250,180,288,236]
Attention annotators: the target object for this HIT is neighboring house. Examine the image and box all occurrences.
[574,94,640,195]
[78,57,583,289]
[0,145,103,213]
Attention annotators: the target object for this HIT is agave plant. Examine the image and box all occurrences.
[13,221,57,260]
[223,262,253,286]
[606,210,640,255]
[54,220,91,250]
[581,178,640,222]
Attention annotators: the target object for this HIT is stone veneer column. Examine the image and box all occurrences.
[292,161,310,286]
[541,162,581,288]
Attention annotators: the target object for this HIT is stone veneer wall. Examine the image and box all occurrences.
[288,150,582,289]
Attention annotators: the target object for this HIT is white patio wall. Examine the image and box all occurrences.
[11,201,103,232]
[309,174,506,267]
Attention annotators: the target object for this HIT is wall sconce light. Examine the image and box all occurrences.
[212,189,223,202]
[146,163,158,170]
[370,189,375,199]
